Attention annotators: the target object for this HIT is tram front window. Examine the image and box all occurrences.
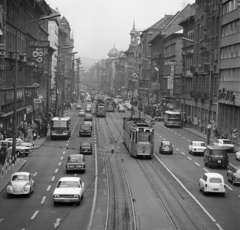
[138,132,151,142]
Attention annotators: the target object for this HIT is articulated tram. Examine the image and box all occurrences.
[123,118,154,158]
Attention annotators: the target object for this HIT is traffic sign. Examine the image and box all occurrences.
[207,124,211,129]
[150,119,155,126]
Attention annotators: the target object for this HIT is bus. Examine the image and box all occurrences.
[123,118,154,158]
[50,116,71,140]
[164,110,181,127]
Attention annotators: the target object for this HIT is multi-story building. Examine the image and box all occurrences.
[218,0,240,144]
[0,0,52,130]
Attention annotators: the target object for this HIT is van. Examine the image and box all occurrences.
[204,146,228,168]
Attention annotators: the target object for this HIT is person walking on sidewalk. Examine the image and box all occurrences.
[32,130,37,146]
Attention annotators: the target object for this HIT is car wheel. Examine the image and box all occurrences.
[76,200,81,206]
[203,189,207,196]
[222,193,225,197]
[54,201,58,206]
[28,191,32,197]
[192,151,195,156]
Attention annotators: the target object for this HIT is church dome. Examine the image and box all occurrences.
[108,46,118,58]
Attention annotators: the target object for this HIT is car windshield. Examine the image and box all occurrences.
[81,125,90,130]
[193,142,205,147]
[57,181,80,188]
[212,150,227,156]
[69,156,84,162]
[81,143,90,147]
[209,178,222,183]
[12,175,28,181]
[223,140,232,144]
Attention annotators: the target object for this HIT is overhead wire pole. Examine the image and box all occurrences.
[12,13,60,162]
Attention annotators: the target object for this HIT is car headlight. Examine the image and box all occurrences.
[7,185,13,191]
[24,185,30,191]
[73,194,80,198]
[54,194,60,198]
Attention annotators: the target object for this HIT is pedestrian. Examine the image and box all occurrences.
[0,132,3,140]
[32,130,37,145]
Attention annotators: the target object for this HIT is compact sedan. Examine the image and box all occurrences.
[236,151,240,161]
[188,141,206,156]
[159,141,173,154]
[84,113,93,121]
[227,166,240,185]
[7,172,35,197]
[79,110,85,117]
[79,124,92,137]
[66,154,86,173]
[199,172,226,196]
[5,138,33,148]
[83,121,92,130]
[118,106,125,112]
[76,104,82,110]
[80,142,92,155]
[53,177,85,205]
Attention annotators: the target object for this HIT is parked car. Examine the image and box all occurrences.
[213,139,235,152]
[159,141,173,154]
[188,141,206,156]
[80,142,92,155]
[118,105,125,112]
[79,124,92,137]
[66,154,86,173]
[124,101,131,107]
[79,110,85,117]
[83,121,92,130]
[227,165,240,185]
[5,138,33,148]
[76,104,81,110]
[53,177,85,205]
[84,113,93,121]
[199,172,226,196]
[0,140,31,157]
[203,146,229,168]
[7,172,35,197]
[236,151,240,161]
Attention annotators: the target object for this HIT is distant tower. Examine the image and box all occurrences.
[130,20,137,46]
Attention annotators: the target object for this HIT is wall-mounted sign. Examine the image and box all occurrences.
[26,105,33,114]
[29,40,50,48]
[34,98,42,104]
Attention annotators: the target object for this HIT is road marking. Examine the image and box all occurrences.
[195,162,200,166]
[55,168,58,173]
[172,145,174,147]
[51,176,55,181]
[41,196,46,204]
[0,218,3,223]
[226,185,232,190]
[54,218,61,228]
[176,148,179,151]
[187,139,190,142]
[58,162,61,166]
[31,211,39,219]
[216,223,224,230]
[181,152,185,155]
[182,137,186,139]
[47,185,51,191]
[203,168,209,172]
[178,134,181,137]
[61,156,63,160]
[33,172,37,176]
[63,151,65,154]
[187,157,192,160]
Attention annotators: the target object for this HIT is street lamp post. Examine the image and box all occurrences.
[12,14,60,162]
[182,37,212,145]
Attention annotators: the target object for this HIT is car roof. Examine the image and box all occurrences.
[12,172,30,176]
[218,139,231,141]
[81,142,91,146]
[58,177,81,181]
[192,141,205,143]
[207,145,228,150]
[69,154,84,158]
[205,173,223,178]
[162,141,171,144]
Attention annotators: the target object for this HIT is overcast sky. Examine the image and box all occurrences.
[46,0,195,60]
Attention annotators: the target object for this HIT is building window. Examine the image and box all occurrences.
[222,0,238,16]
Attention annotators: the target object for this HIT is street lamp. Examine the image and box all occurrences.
[12,13,60,162]
[182,37,212,145]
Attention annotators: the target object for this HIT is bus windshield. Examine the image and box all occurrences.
[138,132,151,142]
[52,121,67,127]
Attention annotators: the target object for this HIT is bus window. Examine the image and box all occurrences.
[138,132,151,143]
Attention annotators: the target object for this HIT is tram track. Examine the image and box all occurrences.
[106,110,209,230]
[95,114,136,230]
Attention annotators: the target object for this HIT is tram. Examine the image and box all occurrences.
[123,118,154,158]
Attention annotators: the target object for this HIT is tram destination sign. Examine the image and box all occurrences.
[28,40,50,48]
[164,61,182,66]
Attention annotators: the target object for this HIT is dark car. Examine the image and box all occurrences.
[204,146,229,168]
[79,124,92,137]
[159,141,173,154]
[66,154,86,173]
[80,142,92,155]
[76,104,81,110]
[84,113,93,121]
[227,166,240,185]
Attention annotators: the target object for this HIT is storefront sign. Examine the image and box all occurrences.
[28,40,50,48]
[4,89,23,103]
[26,105,33,114]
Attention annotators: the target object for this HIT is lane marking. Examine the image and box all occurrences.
[226,185,232,191]
[58,162,61,166]
[31,211,39,219]
[63,151,65,154]
[51,176,55,181]
[55,168,58,173]
[33,172,37,176]
[54,218,61,228]
[216,223,224,230]
[176,148,179,151]
[203,168,209,172]
[61,156,63,160]
[187,157,192,160]
[195,162,200,166]
[187,139,190,142]
[47,185,51,191]
[41,196,46,204]
[181,152,185,155]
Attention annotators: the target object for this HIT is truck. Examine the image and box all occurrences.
[213,139,235,152]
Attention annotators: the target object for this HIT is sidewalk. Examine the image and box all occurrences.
[0,134,48,195]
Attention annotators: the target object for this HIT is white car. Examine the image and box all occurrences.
[236,151,240,161]
[7,172,35,197]
[83,121,93,130]
[213,139,235,152]
[124,101,131,107]
[118,106,125,112]
[199,172,226,196]
[79,110,85,117]
[5,138,33,148]
[188,141,206,155]
[53,177,85,205]
[0,140,31,157]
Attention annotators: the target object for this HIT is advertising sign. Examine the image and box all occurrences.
[29,40,50,48]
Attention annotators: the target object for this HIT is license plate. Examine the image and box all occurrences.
[218,160,221,163]
[213,188,218,191]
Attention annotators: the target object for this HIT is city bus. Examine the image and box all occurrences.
[164,110,181,127]
[50,116,71,140]
[123,118,154,158]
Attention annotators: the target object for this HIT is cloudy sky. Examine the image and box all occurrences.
[46,0,195,60]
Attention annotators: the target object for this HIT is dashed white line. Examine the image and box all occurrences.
[195,162,200,166]
[182,137,186,139]
[51,176,55,181]
[31,211,39,219]
[61,156,63,160]
[58,162,61,166]
[47,185,51,191]
[181,152,185,155]
[41,196,46,204]
[226,185,232,190]
[187,157,192,160]
[33,172,37,176]
[55,168,58,173]
[176,148,179,151]
[203,168,209,172]
[63,151,65,154]
[216,223,224,230]
[187,139,190,142]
